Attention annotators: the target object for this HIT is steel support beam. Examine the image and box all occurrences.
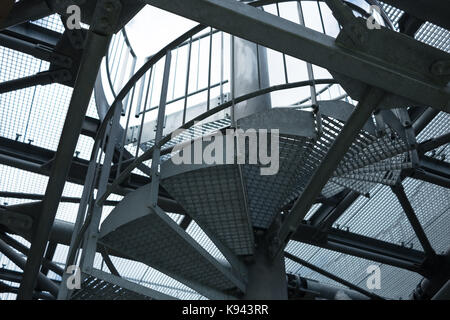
[0,137,184,213]
[419,156,450,180]
[0,232,63,276]
[98,245,120,277]
[404,156,450,189]
[412,108,440,135]
[0,0,52,30]
[0,238,58,297]
[40,242,57,276]
[144,0,450,112]
[391,184,436,257]
[291,223,427,275]
[0,191,119,206]
[1,22,60,47]
[0,281,55,300]
[17,0,122,299]
[270,88,385,258]
[308,191,360,230]
[418,133,450,154]
[285,252,383,300]
[0,71,68,94]
[243,235,288,300]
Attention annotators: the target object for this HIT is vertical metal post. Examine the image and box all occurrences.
[17,0,121,300]
[297,2,318,105]
[243,235,288,300]
[207,27,213,111]
[231,36,271,122]
[57,135,103,300]
[182,39,192,125]
[149,51,172,206]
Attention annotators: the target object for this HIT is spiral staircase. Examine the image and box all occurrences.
[57,0,446,301]
[1,0,447,301]
[71,101,417,299]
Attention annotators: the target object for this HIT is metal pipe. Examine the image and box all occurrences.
[0,232,63,276]
[0,238,58,297]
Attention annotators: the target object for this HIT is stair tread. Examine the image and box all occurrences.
[99,188,246,296]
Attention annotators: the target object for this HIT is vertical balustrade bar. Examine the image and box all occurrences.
[149,51,172,206]
[135,61,148,118]
[207,27,213,111]
[297,1,317,105]
[57,125,106,300]
[220,32,224,105]
[135,65,154,158]
[80,101,123,273]
[121,57,137,115]
[172,49,178,100]
[230,35,235,123]
[182,38,192,125]
[275,3,289,83]
[116,84,136,176]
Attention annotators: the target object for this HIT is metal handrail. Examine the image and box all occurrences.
[96,78,338,205]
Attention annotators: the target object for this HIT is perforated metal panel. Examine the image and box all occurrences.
[100,204,245,295]
[71,276,153,300]
[70,270,175,300]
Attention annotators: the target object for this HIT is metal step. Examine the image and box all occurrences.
[161,164,254,256]
[286,105,413,200]
[99,187,246,299]
[71,269,175,300]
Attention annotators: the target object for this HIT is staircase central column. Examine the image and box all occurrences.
[232,37,271,122]
[243,235,288,300]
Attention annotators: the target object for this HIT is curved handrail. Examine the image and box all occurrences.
[96,78,338,205]
[93,0,393,203]
[96,0,392,145]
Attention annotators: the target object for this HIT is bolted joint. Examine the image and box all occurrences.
[430,60,450,76]
[50,69,72,83]
[91,0,122,36]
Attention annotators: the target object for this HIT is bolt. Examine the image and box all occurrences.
[15,133,21,141]
[28,139,33,144]
[104,1,115,12]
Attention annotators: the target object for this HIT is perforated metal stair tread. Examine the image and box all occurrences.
[71,269,175,300]
[161,165,254,256]
[99,192,246,297]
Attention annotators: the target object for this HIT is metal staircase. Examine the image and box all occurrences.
[18,0,439,301]
[83,100,415,299]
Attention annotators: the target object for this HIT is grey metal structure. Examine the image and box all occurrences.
[0,0,449,301]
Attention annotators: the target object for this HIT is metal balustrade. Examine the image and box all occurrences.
[52,0,445,300]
